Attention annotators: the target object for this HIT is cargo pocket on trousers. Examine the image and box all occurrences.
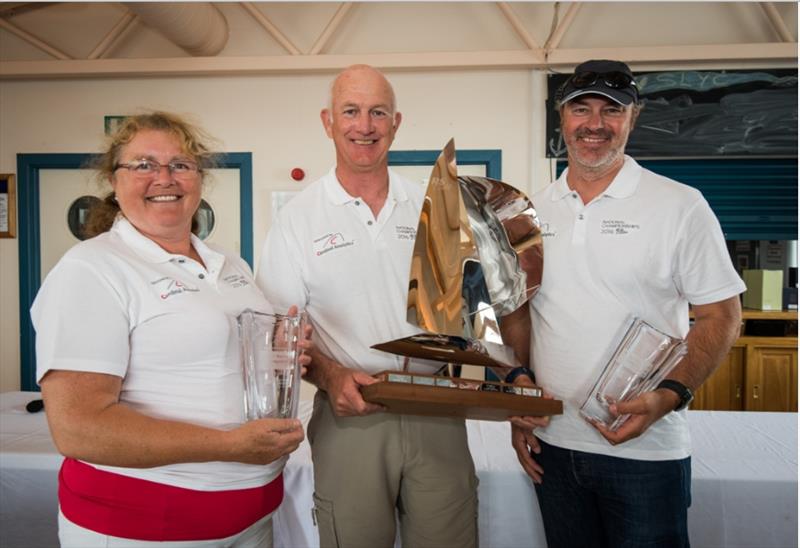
[312,494,340,548]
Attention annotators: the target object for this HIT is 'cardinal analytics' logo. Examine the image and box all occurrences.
[314,232,354,256]
[151,277,200,300]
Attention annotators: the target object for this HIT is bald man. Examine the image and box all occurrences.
[256,65,478,548]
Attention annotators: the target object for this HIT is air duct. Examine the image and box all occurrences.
[122,2,229,56]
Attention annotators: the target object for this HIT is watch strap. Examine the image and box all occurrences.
[504,367,535,384]
[657,379,693,411]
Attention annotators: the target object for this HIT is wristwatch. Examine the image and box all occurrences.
[657,379,694,411]
[504,367,535,384]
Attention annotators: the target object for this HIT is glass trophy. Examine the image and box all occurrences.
[579,318,688,431]
[237,309,305,420]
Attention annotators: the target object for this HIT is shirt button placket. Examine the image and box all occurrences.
[572,204,588,244]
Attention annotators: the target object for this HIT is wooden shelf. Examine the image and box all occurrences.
[741,309,798,320]
[689,309,797,320]
[737,336,798,346]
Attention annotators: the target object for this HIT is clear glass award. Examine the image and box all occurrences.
[237,309,305,419]
[579,318,688,431]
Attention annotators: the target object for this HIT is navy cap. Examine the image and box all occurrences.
[557,60,639,106]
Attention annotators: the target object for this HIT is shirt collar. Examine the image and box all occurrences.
[111,216,224,269]
[322,167,409,206]
[551,155,641,201]
[191,234,226,274]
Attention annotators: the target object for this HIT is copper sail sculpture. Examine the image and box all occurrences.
[374,139,543,371]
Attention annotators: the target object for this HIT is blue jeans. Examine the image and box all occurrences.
[534,439,691,548]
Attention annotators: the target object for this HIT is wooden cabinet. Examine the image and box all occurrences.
[692,344,745,411]
[692,311,797,412]
[745,341,798,411]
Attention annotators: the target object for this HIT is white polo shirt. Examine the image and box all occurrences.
[530,156,745,460]
[32,217,283,490]
[257,168,435,375]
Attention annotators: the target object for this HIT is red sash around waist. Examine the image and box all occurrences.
[58,457,283,541]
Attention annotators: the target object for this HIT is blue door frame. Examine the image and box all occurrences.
[389,149,502,180]
[17,152,253,391]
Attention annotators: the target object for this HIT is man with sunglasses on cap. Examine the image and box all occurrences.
[502,59,745,546]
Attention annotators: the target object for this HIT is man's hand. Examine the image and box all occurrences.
[325,366,384,417]
[508,375,550,483]
[303,344,384,417]
[510,423,545,483]
[589,388,678,445]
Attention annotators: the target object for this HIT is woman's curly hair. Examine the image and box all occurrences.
[82,111,217,239]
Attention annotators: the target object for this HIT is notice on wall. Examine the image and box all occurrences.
[0,192,7,233]
[0,174,16,238]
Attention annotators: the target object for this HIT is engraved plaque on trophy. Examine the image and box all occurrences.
[238,309,306,419]
[363,139,562,420]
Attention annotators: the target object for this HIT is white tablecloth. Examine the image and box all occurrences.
[1,391,797,548]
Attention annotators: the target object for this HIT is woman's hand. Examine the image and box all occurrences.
[225,417,305,465]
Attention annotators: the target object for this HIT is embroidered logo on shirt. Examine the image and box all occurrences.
[151,277,200,300]
[600,219,641,235]
[540,222,557,238]
[223,274,250,288]
[395,225,417,241]
[313,232,355,256]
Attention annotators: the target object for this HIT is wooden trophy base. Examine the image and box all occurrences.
[361,371,563,422]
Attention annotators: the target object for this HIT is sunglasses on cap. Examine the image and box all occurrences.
[570,71,638,91]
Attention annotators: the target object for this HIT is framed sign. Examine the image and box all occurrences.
[104,115,127,136]
[0,173,16,238]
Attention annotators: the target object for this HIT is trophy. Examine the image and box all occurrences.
[238,309,305,419]
[363,139,562,420]
[579,318,688,431]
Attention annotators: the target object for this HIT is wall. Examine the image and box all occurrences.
[2,0,797,391]
[0,68,548,391]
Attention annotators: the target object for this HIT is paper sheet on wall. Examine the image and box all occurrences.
[0,193,8,232]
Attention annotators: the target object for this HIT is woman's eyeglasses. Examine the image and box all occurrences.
[114,159,201,180]
[570,71,638,91]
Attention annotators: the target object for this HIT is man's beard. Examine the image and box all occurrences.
[566,128,625,172]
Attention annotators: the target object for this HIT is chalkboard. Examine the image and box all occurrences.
[546,69,798,158]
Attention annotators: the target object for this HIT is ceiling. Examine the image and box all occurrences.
[0,1,797,79]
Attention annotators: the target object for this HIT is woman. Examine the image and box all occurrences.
[31,111,309,547]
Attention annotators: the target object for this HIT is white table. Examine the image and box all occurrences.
[1,392,797,548]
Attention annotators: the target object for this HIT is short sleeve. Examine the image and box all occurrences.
[672,198,746,305]
[31,258,131,383]
[255,217,309,313]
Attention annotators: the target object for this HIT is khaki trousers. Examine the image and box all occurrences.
[309,392,479,548]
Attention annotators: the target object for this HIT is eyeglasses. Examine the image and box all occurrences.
[114,159,201,180]
[570,71,638,91]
